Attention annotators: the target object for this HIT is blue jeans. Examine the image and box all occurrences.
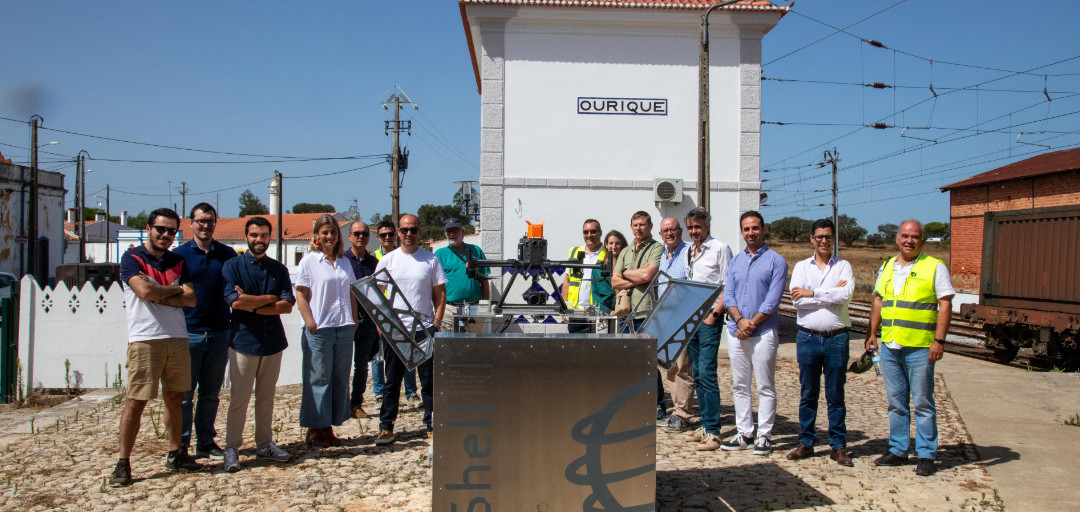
[881,344,937,459]
[351,318,380,407]
[379,328,434,432]
[689,322,722,434]
[300,325,354,429]
[371,357,418,398]
[795,330,849,449]
[182,329,230,448]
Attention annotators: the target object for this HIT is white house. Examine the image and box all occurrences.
[460,0,786,280]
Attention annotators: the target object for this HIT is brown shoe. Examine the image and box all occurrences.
[351,405,370,419]
[325,427,343,447]
[831,448,853,467]
[786,443,814,460]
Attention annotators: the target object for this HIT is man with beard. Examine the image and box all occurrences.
[219,217,296,472]
[172,203,237,460]
[111,208,200,486]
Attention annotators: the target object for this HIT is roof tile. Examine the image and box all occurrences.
[941,147,1080,190]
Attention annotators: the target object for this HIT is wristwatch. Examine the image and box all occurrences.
[711,311,722,321]
[934,338,945,344]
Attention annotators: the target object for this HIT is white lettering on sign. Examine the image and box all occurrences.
[577,97,667,116]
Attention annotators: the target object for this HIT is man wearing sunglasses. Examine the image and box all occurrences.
[560,219,605,334]
[172,203,237,462]
[373,214,447,445]
[434,217,489,332]
[371,219,421,407]
[111,208,200,486]
[343,221,379,419]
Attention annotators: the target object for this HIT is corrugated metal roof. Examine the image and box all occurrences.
[941,147,1080,190]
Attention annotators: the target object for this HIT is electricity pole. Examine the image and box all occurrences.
[822,149,841,257]
[28,115,41,283]
[179,182,188,217]
[697,0,739,212]
[77,151,89,263]
[383,90,415,227]
[105,185,111,263]
[275,170,283,263]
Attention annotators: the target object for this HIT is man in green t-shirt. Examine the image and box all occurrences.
[434,218,489,332]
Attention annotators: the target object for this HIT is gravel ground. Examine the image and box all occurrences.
[0,328,1003,511]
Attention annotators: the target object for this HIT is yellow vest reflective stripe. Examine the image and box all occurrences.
[565,246,606,308]
[875,254,941,347]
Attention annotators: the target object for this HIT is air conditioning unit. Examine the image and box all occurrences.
[653,178,683,203]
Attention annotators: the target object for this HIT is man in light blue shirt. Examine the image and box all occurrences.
[721,211,788,455]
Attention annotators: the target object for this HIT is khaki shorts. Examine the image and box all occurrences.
[126,338,191,401]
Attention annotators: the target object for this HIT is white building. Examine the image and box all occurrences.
[461,0,786,264]
[0,157,67,282]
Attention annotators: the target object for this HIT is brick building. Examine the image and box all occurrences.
[941,147,1080,293]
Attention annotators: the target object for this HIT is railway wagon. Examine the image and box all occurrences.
[961,205,1080,367]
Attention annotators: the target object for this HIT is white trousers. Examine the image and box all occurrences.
[728,329,778,439]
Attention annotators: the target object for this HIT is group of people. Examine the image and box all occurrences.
[560,209,953,477]
[109,205,464,486]
[108,201,953,486]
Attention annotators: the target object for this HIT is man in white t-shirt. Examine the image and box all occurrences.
[372,214,447,445]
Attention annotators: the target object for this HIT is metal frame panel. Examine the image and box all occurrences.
[620,271,723,368]
[350,269,433,371]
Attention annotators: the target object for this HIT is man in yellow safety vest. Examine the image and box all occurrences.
[866,219,954,477]
[560,219,606,334]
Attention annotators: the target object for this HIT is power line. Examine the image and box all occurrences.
[765,1,909,67]
[84,154,387,165]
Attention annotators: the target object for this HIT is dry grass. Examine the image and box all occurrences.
[766,239,951,300]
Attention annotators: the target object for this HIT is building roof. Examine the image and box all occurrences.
[63,220,132,242]
[941,147,1080,191]
[177,213,352,242]
[459,0,788,94]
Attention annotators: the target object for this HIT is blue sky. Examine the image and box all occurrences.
[2,1,1078,234]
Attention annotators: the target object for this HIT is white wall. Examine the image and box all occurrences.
[16,276,312,392]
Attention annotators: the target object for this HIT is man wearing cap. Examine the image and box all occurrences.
[434,218,489,333]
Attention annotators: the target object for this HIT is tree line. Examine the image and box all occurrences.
[768,215,949,247]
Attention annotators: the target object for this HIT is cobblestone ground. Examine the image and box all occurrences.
[0,354,1002,511]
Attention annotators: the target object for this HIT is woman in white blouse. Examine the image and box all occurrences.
[295,214,357,447]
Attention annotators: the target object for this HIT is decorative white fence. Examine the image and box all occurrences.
[16,276,309,393]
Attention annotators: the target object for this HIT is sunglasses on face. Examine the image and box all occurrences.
[352,231,370,237]
[378,232,395,238]
[150,225,178,237]
[583,229,599,235]
[398,227,419,235]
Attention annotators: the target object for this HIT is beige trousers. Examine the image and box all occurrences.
[666,349,696,420]
[225,348,282,450]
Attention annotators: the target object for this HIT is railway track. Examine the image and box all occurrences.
[777,294,1034,367]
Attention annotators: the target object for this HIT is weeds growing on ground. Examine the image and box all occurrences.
[1065,413,1080,427]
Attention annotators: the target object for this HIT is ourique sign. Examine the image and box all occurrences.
[433,333,656,511]
[577,97,667,116]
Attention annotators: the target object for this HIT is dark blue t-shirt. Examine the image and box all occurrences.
[222,251,295,356]
[173,239,238,333]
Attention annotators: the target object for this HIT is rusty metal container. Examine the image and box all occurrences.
[980,205,1080,314]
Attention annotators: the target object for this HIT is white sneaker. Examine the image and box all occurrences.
[256,441,291,463]
[753,436,772,456]
[720,433,753,451]
[222,448,243,473]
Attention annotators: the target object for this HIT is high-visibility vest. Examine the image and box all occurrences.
[374,247,389,261]
[566,246,606,308]
[875,253,942,347]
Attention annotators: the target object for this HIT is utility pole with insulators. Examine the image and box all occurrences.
[383,89,416,228]
[77,150,89,263]
[179,181,188,217]
[823,148,841,258]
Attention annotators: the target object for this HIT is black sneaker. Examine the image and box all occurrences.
[194,442,225,460]
[665,415,689,432]
[109,459,132,487]
[914,458,935,476]
[873,452,909,467]
[655,406,667,421]
[165,449,204,472]
[720,433,755,451]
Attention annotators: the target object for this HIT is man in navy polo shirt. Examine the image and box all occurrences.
[172,203,237,460]
[343,220,378,419]
[111,208,200,487]
[219,216,295,472]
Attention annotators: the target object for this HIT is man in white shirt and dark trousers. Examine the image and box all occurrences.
[786,218,855,466]
[373,214,448,445]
